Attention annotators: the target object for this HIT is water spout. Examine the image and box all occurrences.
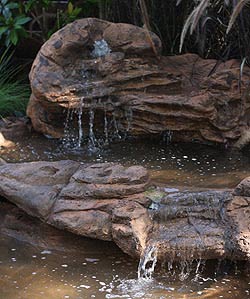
[138,244,158,280]
[91,39,111,58]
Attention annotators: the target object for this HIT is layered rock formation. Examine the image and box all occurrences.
[149,189,250,261]
[0,160,151,257]
[0,160,249,261]
[28,18,250,145]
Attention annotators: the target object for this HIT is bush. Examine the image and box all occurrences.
[0,48,30,117]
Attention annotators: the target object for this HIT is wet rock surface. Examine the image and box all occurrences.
[0,160,151,257]
[28,18,250,145]
[0,160,249,261]
[0,117,31,148]
[0,201,119,253]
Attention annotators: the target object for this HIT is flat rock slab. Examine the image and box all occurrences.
[28,18,250,146]
[0,160,151,257]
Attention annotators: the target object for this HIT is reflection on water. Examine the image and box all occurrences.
[1,134,250,188]
[0,233,249,299]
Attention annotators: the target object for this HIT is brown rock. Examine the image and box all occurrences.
[0,160,150,257]
[0,201,115,253]
[0,117,32,147]
[233,177,250,197]
[27,18,250,145]
[0,160,249,261]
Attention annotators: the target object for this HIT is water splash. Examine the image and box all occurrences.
[88,108,97,150]
[138,244,158,280]
[78,98,84,148]
[104,108,109,145]
[162,130,173,144]
[62,108,78,148]
[125,107,133,134]
[112,111,122,140]
[91,39,111,58]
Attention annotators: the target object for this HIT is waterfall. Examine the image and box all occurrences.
[88,108,97,150]
[77,98,84,148]
[112,111,121,140]
[104,108,109,145]
[137,244,158,280]
[62,108,77,148]
[125,107,133,133]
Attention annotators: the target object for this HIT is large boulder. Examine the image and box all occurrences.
[0,160,151,257]
[28,18,250,146]
[0,160,249,261]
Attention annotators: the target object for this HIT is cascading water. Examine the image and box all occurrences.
[104,108,109,145]
[61,39,136,151]
[62,108,78,148]
[91,39,111,58]
[124,107,133,138]
[112,111,122,140]
[88,107,98,150]
[77,97,84,148]
[137,244,158,280]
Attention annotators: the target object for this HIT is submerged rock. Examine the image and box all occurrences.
[28,18,250,146]
[0,160,249,261]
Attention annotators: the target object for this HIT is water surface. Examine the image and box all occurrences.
[1,134,250,189]
[0,232,249,299]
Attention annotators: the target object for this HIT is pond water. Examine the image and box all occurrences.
[0,231,249,299]
[1,134,250,189]
[0,135,250,298]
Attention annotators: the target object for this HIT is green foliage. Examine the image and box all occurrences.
[179,0,250,54]
[0,49,30,117]
[105,0,250,60]
[0,0,31,47]
[53,2,82,36]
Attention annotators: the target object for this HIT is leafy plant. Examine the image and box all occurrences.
[178,0,250,58]
[0,48,30,117]
[54,2,82,35]
[0,0,31,47]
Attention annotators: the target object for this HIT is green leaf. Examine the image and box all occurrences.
[9,29,18,45]
[4,35,11,47]
[0,0,8,6]
[3,7,11,19]
[0,26,8,36]
[73,7,82,16]
[15,16,31,25]
[68,2,73,14]
[6,2,19,9]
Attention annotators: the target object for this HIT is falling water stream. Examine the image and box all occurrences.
[77,98,84,148]
[138,245,158,280]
